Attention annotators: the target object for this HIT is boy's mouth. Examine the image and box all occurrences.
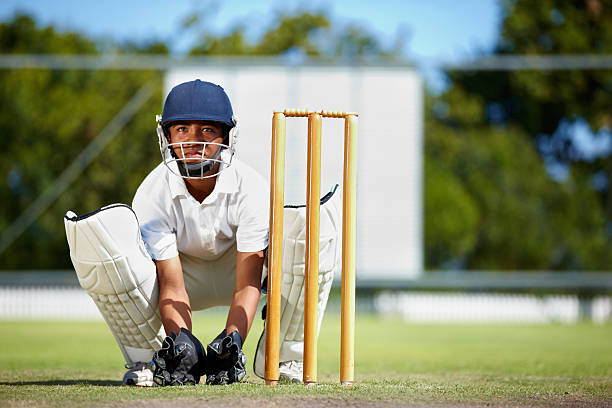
[184,151,203,158]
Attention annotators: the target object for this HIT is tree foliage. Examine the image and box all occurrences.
[188,10,392,59]
[1,5,609,272]
[0,15,163,268]
[448,0,611,161]
[426,0,612,270]
[0,11,393,269]
[427,108,609,269]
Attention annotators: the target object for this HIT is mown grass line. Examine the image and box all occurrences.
[1,314,610,407]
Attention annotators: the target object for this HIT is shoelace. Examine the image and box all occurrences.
[124,362,150,370]
[280,361,303,370]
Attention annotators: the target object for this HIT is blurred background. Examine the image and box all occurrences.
[0,0,610,323]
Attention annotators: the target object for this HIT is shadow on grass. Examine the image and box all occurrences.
[0,379,122,386]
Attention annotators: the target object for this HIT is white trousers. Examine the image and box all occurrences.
[180,244,238,311]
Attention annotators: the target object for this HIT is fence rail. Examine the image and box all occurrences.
[352,271,612,294]
[1,270,611,322]
[3,270,612,292]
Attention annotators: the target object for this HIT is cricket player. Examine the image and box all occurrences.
[64,79,340,386]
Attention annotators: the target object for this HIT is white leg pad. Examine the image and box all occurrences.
[254,188,341,377]
[64,204,165,364]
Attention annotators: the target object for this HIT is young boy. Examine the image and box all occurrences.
[64,79,339,386]
[133,79,268,385]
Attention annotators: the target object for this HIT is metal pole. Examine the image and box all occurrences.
[303,112,322,385]
[265,111,286,386]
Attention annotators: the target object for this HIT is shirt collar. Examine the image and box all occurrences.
[214,158,238,194]
[167,161,188,199]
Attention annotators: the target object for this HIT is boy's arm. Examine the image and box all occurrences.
[225,250,265,341]
[155,256,192,335]
[204,250,263,385]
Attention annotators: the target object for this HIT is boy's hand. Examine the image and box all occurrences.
[152,328,207,386]
[205,330,247,385]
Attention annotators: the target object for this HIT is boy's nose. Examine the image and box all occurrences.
[184,127,203,141]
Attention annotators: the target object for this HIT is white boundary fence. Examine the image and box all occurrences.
[2,286,611,323]
[0,286,100,319]
[1,271,611,323]
[374,291,612,324]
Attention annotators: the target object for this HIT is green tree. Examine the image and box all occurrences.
[426,0,612,270]
[0,15,164,268]
[0,11,399,269]
[188,10,394,59]
[449,0,610,139]
[254,12,330,56]
[426,97,610,269]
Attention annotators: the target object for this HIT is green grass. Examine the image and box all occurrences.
[1,313,611,407]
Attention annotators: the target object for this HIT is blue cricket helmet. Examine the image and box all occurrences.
[161,79,234,128]
[156,79,239,179]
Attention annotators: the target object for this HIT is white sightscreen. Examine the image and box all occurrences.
[164,64,423,281]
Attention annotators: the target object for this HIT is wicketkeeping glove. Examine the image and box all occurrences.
[151,328,207,386]
[205,330,247,385]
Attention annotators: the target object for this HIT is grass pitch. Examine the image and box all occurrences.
[1,312,611,407]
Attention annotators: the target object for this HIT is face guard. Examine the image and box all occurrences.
[156,115,239,179]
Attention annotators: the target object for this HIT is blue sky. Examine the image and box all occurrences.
[0,0,501,61]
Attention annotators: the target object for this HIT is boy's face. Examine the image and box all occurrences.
[167,120,224,162]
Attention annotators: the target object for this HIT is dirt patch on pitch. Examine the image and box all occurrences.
[102,396,612,408]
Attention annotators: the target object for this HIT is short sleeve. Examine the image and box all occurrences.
[132,188,178,261]
[235,170,269,253]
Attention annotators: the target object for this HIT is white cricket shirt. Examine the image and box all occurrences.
[132,153,269,261]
